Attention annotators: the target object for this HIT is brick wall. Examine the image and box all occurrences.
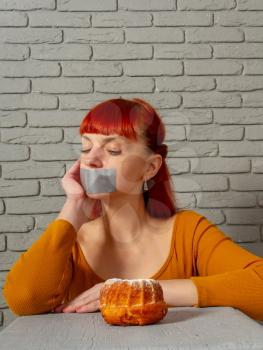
[1,0,263,330]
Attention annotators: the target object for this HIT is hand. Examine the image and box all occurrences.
[53,282,105,313]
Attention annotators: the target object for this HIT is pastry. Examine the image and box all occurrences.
[99,278,168,326]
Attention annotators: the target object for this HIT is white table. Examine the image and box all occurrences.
[0,307,262,349]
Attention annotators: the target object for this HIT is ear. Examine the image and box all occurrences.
[144,154,163,181]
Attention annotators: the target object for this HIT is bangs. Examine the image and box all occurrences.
[79,99,146,142]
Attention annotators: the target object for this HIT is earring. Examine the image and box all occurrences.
[143,180,148,191]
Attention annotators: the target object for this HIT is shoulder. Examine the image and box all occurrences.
[175,209,206,226]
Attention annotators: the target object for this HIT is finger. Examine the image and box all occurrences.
[76,300,100,313]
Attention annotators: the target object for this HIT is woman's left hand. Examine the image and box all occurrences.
[53,282,105,313]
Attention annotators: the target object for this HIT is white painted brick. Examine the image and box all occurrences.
[192,158,250,174]
[166,158,190,174]
[0,44,29,60]
[186,28,244,43]
[2,128,62,144]
[186,125,244,141]
[225,209,263,225]
[0,272,6,288]
[119,0,176,11]
[0,28,62,44]
[230,174,263,191]
[29,12,91,27]
[93,44,152,60]
[196,192,256,208]
[194,209,225,224]
[157,77,215,92]
[57,0,117,11]
[1,309,17,332]
[0,288,7,308]
[165,125,186,141]
[0,78,30,93]
[243,92,263,107]
[34,214,57,229]
[178,0,236,10]
[155,44,212,59]
[173,174,228,191]
[31,144,78,161]
[62,62,122,76]
[32,77,93,93]
[161,109,213,125]
[168,141,218,157]
[220,141,263,156]
[64,28,124,44]
[31,44,92,60]
[126,28,184,43]
[246,126,263,140]
[0,216,34,233]
[218,225,260,243]
[63,127,82,143]
[0,0,55,10]
[244,60,263,75]
[0,236,5,251]
[154,12,212,26]
[175,193,196,209]
[28,111,84,127]
[93,12,152,27]
[185,60,243,75]
[245,28,263,43]
[5,197,65,214]
[3,162,65,179]
[0,144,28,161]
[252,159,263,173]
[6,229,44,251]
[0,94,58,110]
[237,0,263,10]
[0,251,21,270]
[124,61,182,76]
[215,11,263,26]
[95,77,154,93]
[0,180,39,197]
[217,76,263,92]
[239,242,263,258]
[0,12,27,26]
[59,93,117,110]
[0,200,4,214]
[41,178,64,196]
[214,44,263,58]
[183,92,241,108]
[214,108,263,125]
[0,61,60,77]
[257,193,263,207]
[0,112,26,128]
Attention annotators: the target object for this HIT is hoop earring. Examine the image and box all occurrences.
[143,180,148,192]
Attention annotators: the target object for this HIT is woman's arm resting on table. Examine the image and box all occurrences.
[159,279,198,307]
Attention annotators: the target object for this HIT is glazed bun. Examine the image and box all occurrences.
[99,278,168,326]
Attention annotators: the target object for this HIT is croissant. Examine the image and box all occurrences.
[99,278,168,326]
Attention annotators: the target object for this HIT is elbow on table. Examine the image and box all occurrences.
[3,285,54,316]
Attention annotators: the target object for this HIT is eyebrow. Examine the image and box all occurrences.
[81,136,125,144]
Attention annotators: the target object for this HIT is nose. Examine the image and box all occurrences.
[80,147,104,168]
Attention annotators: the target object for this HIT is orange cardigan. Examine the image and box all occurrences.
[3,210,263,320]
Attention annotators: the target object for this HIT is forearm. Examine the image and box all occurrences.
[159,279,198,307]
[56,198,90,232]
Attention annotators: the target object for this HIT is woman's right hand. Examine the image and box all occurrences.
[60,159,102,221]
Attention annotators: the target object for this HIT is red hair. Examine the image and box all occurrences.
[79,97,176,218]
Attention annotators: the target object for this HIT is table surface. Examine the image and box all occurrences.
[0,307,262,350]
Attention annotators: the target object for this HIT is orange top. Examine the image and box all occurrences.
[3,210,263,320]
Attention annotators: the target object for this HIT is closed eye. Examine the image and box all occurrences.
[80,149,121,156]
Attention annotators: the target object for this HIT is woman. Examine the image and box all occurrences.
[3,98,263,320]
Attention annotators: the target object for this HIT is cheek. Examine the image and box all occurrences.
[119,155,146,182]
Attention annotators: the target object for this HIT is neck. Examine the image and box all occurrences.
[100,193,152,246]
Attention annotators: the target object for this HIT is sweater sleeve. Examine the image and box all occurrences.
[3,219,77,316]
[189,214,263,320]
